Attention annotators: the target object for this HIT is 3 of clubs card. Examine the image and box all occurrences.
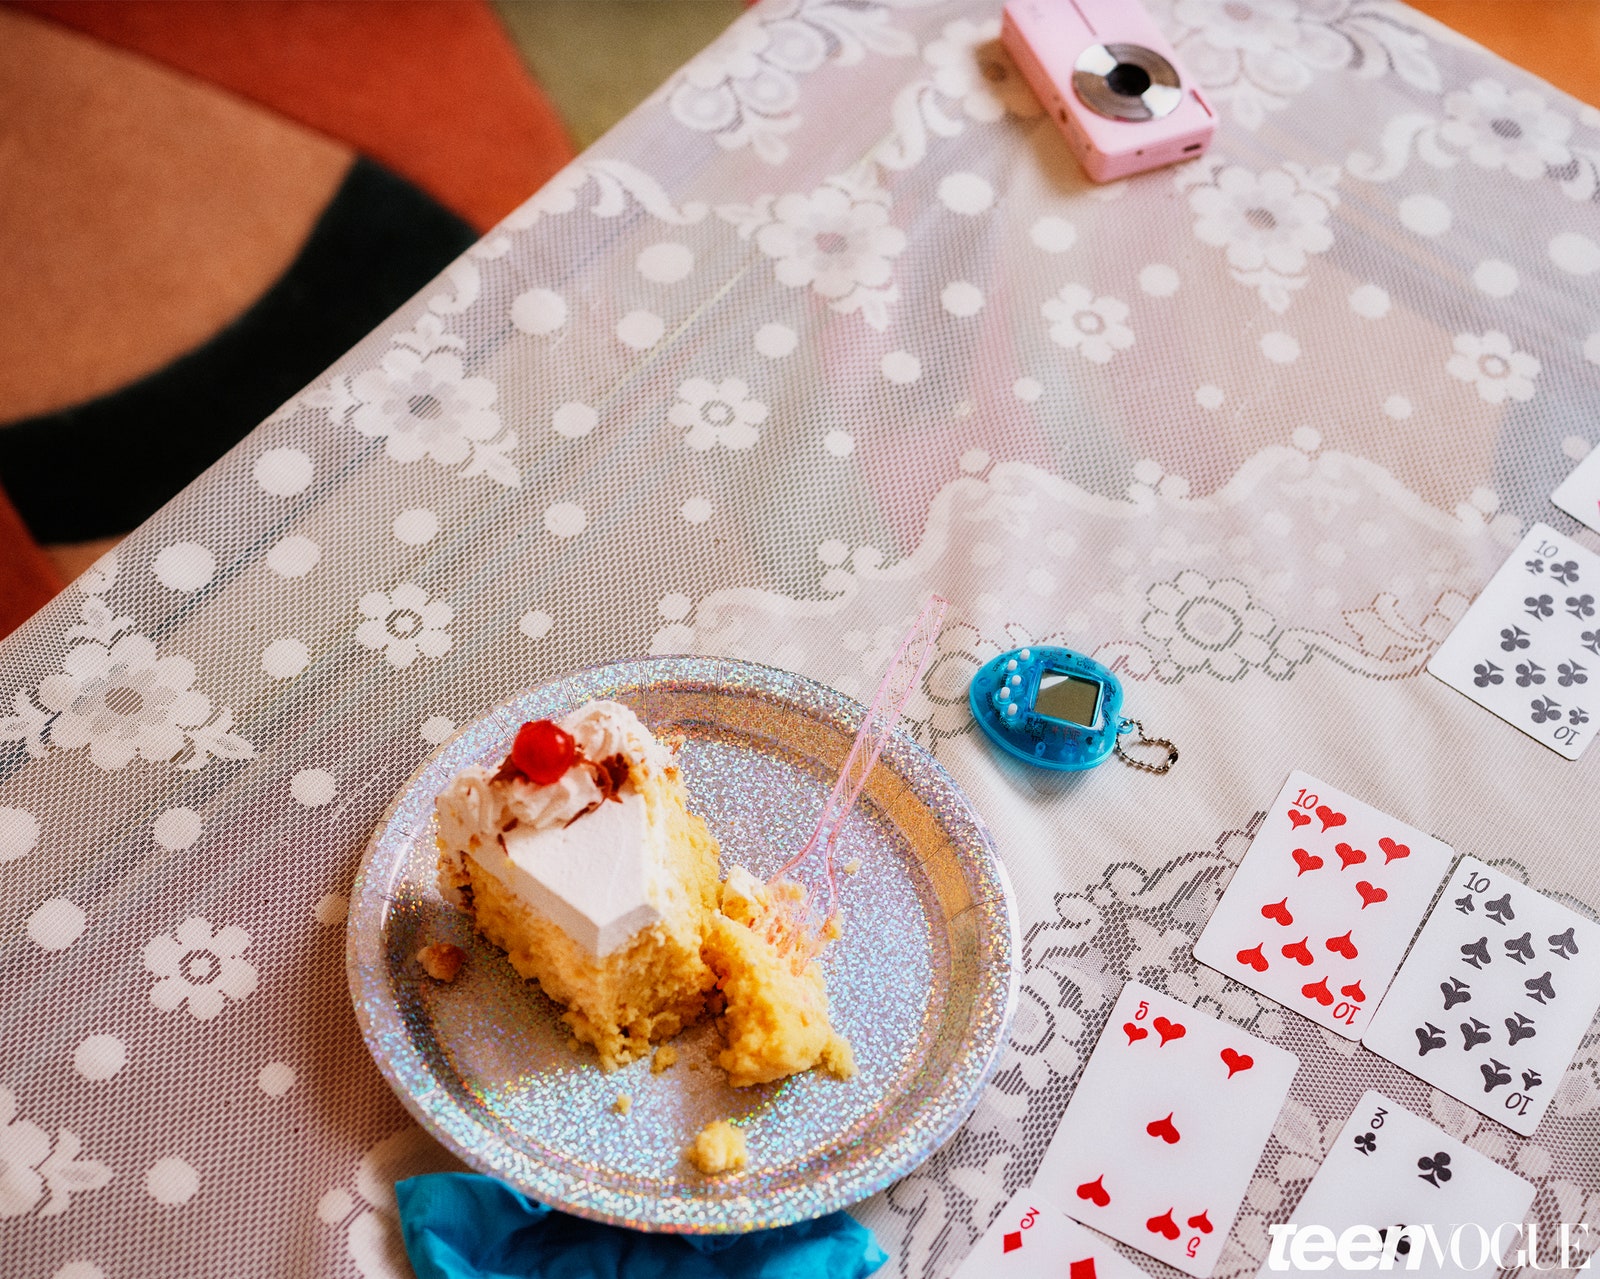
[953,1188,1150,1279]
[1428,523,1600,759]
[1033,981,1298,1278]
[1364,857,1600,1135]
[1195,772,1452,1039]
[1257,1090,1534,1277]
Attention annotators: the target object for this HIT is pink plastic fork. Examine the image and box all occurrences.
[768,594,949,939]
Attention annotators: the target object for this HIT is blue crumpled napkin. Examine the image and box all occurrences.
[396,1173,889,1279]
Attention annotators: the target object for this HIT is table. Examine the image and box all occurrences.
[5,2,1599,1275]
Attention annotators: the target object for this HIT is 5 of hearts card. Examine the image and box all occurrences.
[1194,772,1453,1039]
[1428,523,1600,760]
[1363,857,1600,1136]
[1256,1090,1534,1277]
[1033,981,1298,1278]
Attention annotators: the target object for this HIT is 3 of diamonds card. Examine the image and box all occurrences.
[953,1188,1151,1279]
[1195,772,1452,1039]
[1363,856,1600,1136]
[1033,981,1299,1278]
[1428,523,1600,760]
[1255,1090,1534,1277]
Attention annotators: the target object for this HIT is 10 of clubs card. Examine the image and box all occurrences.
[1428,523,1600,759]
[1195,772,1452,1038]
[1257,1091,1534,1277]
[953,1188,1151,1279]
[1033,981,1299,1278]
[1363,857,1600,1135]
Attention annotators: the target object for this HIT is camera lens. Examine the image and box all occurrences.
[1105,62,1152,99]
[1072,43,1183,122]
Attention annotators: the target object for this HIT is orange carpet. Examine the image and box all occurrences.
[13,0,574,232]
[1408,1,1600,108]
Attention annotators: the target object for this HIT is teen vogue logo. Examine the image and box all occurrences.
[1265,1222,1597,1271]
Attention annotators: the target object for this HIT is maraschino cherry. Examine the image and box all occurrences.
[511,719,576,784]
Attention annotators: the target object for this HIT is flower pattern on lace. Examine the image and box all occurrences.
[1440,79,1575,180]
[316,1126,466,1279]
[1183,160,1338,312]
[719,166,905,330]
[36,635,209,771]
[1042,284,1135,363]
[0,593,254,772]
[0,1087,113,1220]
[1447,330,1540,405]
[670,377,768,451]
[1348,76,1600,201]
[309,314,519,487]
[923,18,1040,123]
[1142,571,1281,681]
[144,918,258,1021]
[356,584,454,669]
[1172,0,1438,131]
[666,1,914,164]
[0,1087,50,1218]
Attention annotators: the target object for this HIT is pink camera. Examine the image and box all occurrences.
[1001,0,1214,182]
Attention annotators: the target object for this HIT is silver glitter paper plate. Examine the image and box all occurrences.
[347,656,1018,1232]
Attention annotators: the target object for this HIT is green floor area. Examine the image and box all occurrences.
[493,0,746,151]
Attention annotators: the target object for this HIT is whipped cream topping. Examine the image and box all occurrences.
[561,700,674,775]
[434,699,679,951]
[502,765,603,831]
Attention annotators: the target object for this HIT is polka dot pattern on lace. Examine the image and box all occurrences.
[253,448,314,497]
[152,544,216,592]
[511,288,567,334]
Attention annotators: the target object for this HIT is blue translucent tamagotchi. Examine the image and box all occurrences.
[968,645,1177,773]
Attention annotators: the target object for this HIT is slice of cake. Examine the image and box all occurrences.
[434,698,854,1095]
[435,701,720,1069]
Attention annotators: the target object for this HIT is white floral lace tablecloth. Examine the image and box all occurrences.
[4,2,1600,1276]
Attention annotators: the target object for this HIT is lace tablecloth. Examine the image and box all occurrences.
[5,2,1599,1275]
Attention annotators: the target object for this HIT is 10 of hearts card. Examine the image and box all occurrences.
[1033,981,1298,1278]
[1195,772,1453,1039]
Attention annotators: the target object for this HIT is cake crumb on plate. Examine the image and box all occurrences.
[687,1119,746,1174]
[416,943,466,982]
[651,1044,678,1073]
[612,1094,632,1116]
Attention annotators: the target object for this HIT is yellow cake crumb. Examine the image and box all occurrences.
[651,1044,678,1074]
[687,1120,746,1174]
[612,1094,631,1116]
[416,943,466,982]
[701,868,855,1088]
[843,858,862,875]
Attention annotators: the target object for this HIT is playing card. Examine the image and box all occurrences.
[1428,523,1600,760]
[953,1188,1152,1279]
[1195,771,1452,1039]
[1552,446,1600,536]
[1256,1090,1535,1277]
[1033,981,1299,1278]
[1363,857,1600,1136]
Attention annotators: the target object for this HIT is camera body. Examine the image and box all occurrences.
[1001,0,1214,182]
